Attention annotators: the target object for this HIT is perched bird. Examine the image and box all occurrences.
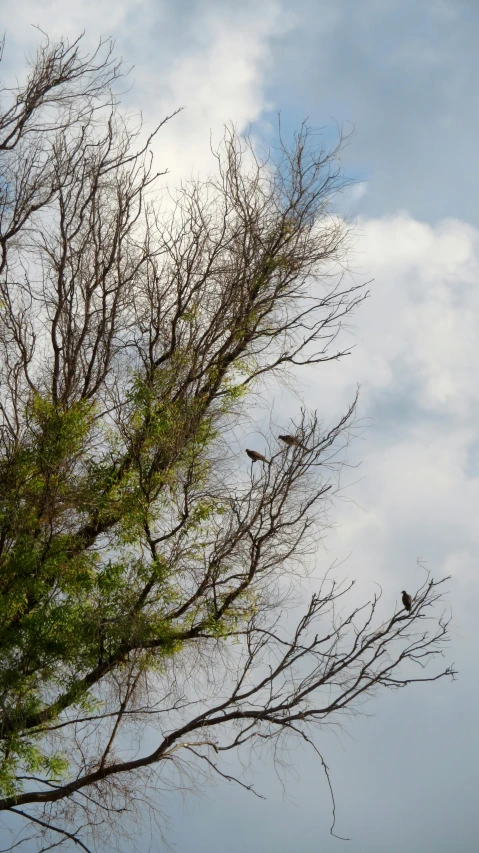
[278,434,308,450]
[246,449,270,464]
[401,590,413,612]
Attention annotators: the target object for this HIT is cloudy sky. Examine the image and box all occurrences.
[2,1,479,851]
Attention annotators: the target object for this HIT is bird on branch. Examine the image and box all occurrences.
[246,449,270,465]
[278,434,309,451]
[401,590,413,612]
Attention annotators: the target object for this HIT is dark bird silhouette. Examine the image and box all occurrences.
[401,590,413,612]
[278,434,308,450]
[246,449,270,464]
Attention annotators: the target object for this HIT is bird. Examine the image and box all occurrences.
[245,449,270,464]
[401,590,413,612]
[278,434,308,450]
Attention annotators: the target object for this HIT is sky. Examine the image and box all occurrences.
[1,0,479,851]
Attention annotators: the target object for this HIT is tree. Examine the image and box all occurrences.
[0,33,454,852]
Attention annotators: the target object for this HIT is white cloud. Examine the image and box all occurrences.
[137,2,293,177]
[293,214,479,624]
[302,213,479,411]
[4,0,292,179]
[355,214,479,412]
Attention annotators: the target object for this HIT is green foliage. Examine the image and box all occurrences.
[0,365,247,795]
[0,735,69,800]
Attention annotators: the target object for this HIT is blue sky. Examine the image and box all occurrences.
[2,1,478,851]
